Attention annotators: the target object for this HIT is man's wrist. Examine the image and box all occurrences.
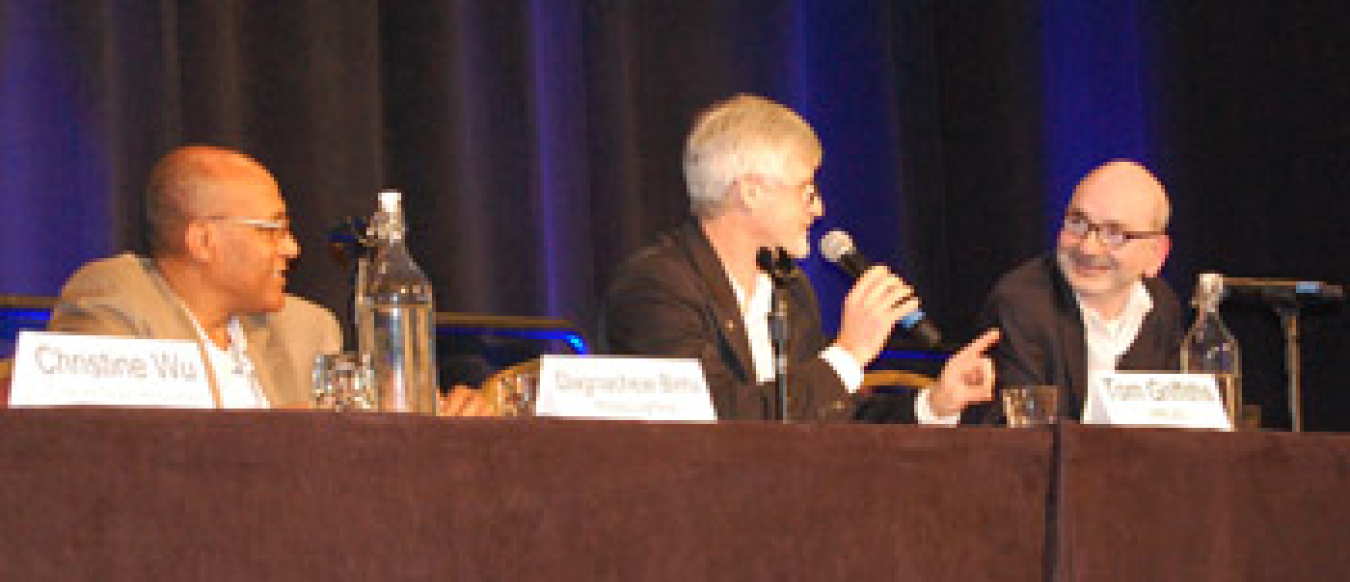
[832,336,878,369]
[915,389,962,425]
[821,345,864,393]
[927,385,962,418]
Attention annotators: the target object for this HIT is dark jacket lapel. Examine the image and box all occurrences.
[672,221,757,385]
[1048,259,1090,415]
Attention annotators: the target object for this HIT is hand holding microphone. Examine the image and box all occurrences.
[820,229,1001,419]
[821,230,944,349]
[833,264,921,366]
[819,230,929,366]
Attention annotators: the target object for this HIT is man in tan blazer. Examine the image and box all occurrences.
[48,145,487,414]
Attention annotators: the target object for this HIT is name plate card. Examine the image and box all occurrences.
[9,330,214,408]
[533,355,716,421]
[1083,371,1232,431]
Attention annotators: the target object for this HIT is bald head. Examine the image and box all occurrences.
[1056,159,1173,316]
[1072,160,1171,231]
[145,145,279,256]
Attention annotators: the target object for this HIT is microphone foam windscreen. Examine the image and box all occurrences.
[819,230,854,264]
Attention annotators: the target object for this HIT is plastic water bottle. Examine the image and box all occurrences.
[1181,272,1242,426]
[357,190,437,414]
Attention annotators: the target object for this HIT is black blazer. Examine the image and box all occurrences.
[965,255,1184,424]
[600,220,858,421]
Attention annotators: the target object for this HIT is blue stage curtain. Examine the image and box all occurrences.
[0,0,1345,429]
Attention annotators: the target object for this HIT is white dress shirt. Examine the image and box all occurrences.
[184,311,271,409]
[1074,281,1154,381]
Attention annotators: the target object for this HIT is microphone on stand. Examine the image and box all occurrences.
[756,247,797,423]
[1207,273,1343,432]
[755,247,799,283]
[819,229,943,348]
[1221,276,1344,306]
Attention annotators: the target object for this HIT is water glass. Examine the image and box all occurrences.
[1002,385,1059,428]
[497,370,538,417]
[312,352,375,411]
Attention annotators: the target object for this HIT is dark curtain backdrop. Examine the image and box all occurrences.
[2,1,1346,429]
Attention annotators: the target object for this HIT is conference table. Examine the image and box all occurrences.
[1,409,1347,581]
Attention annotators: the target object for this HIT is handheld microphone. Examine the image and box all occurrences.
[819,230,943,347]
[1221,276,1345,306]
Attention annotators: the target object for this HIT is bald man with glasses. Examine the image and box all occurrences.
[47,145,488,415]
[963,159,1184,425]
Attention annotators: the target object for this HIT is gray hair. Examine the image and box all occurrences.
[682,94,822,217]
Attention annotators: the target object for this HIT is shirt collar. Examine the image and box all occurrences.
[1074,281,1153,337]
[725,269,772,317]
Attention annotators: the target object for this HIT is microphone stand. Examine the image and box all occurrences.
[1275,305,1303,432]
[757,248,798,423]
[768,288,790,423]
[1222,275,1344,431]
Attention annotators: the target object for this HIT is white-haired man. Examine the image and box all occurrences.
[602,94,999,421]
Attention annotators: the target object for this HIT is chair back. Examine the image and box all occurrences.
[862,369,935,390]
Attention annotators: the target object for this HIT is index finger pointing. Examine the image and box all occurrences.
[956,328,1001,357]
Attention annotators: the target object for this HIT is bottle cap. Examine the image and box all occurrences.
[1195,272,1225,306]
[1199,272,1222,292]
[379,190,402,213]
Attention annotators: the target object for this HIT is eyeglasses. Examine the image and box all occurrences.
[1061,211,1163,249]
[736,174,822,211]
[747,174,818,204]
[799,183,820,206]
[204,216,293,240]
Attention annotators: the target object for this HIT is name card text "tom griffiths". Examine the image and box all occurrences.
[534,355,716,421]
[1083,371,1232,431]
[9,330,214,408]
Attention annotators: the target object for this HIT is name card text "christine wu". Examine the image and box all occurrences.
[533,355,716,421]
[1083,371,1232,431]
[9,330,214,408]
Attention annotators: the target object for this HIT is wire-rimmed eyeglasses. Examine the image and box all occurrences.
[203,216,293,240]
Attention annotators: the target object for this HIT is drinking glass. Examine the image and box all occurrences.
[1001,385,1059,428]
[496,370,538,417]
[312,352,375,411]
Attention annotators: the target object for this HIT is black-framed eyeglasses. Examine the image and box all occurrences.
[204,216,293,240]
[1061,211,1163,249]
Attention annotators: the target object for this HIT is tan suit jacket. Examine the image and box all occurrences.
[47,253,342,408]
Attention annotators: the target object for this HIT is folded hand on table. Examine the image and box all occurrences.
[437,385,495,417]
